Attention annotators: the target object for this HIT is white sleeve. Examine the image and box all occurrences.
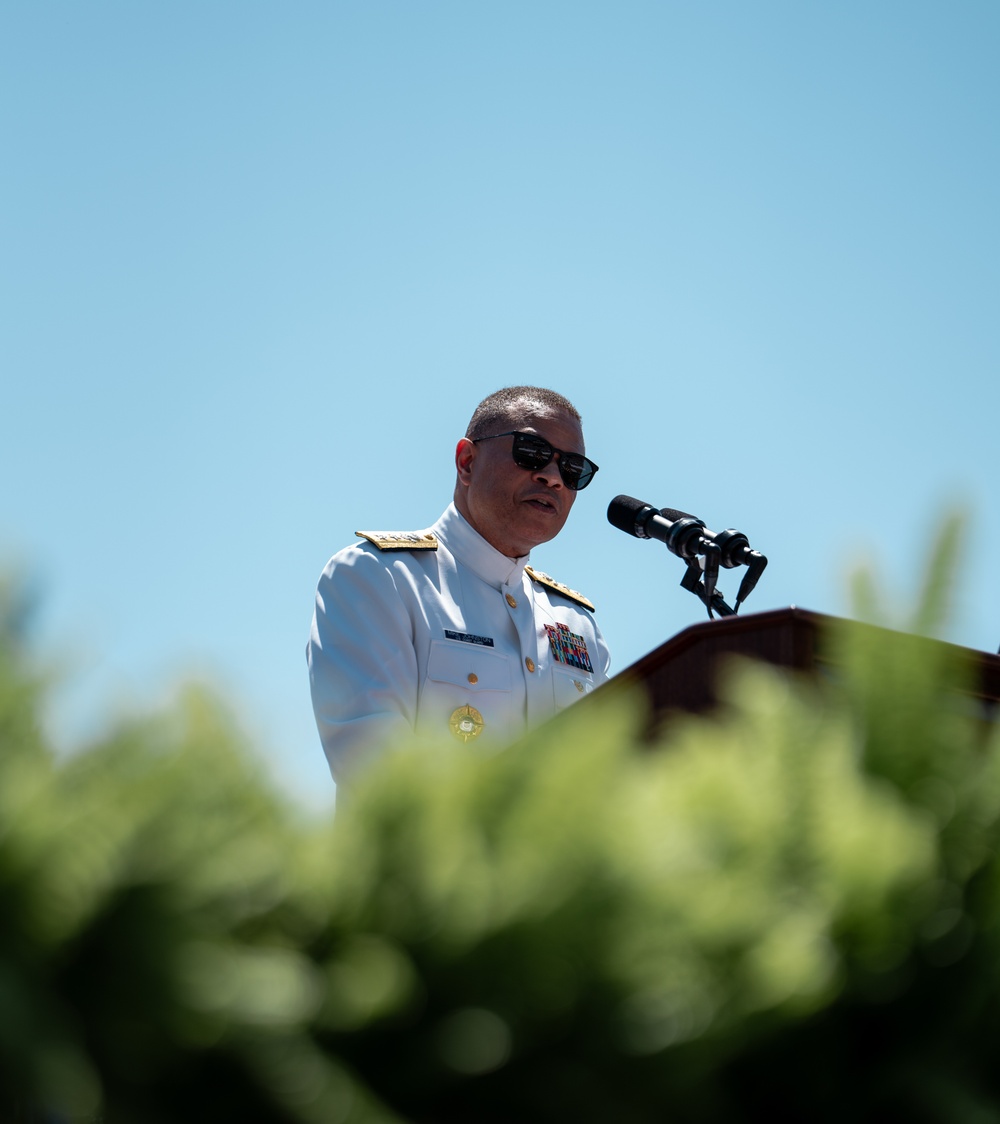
[306,547,419,785]
[593,619,612,686]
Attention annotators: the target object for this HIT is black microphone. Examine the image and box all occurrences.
[608,495,768,609]
[607,495,722,600]
[607,495,710,559]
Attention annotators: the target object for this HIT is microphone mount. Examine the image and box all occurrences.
[679,558,738,618]
[655,506,768,618]
[641,513,722,605]
[606,494,768,620]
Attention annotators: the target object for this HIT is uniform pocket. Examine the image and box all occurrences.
[420,640,515,746]
[426,639,512,692]
[551,663,594,709]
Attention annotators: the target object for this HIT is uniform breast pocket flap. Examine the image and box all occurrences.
[552,663,594,709]
[427,639,512,692]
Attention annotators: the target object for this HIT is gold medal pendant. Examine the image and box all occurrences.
[449,705,485,743]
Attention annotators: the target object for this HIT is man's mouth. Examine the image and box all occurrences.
[525,495,558,512]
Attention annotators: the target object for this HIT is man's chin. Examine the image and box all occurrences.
[519,514,567,551]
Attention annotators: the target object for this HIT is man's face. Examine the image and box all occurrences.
[454,406,587,558]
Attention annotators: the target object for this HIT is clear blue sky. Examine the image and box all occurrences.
[3,2,998,808]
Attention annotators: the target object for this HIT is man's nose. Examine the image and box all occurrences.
[532,457,563,487]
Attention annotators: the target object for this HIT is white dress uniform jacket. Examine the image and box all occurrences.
[307,503,611,783]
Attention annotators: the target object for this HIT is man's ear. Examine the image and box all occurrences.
[455,437,476,486]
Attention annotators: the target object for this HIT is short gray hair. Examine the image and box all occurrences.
[465,386,582,440]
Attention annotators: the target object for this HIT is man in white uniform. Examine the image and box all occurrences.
[307,386,610,785]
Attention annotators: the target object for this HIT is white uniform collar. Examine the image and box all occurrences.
[433,503,529,589]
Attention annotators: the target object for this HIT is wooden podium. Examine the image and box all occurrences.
[600,606,1000,739]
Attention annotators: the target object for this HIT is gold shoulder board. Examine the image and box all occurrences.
[355,531,439,552]
[526,566,595,612]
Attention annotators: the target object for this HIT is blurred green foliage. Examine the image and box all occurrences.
[4,521,1000,1122]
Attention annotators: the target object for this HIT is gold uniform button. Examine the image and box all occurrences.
[574,680,585,693]
[525,657,536,673]
[467,673,478,684]
[505,593,517,608]
[449,705,485,742]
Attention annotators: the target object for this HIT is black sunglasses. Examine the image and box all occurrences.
[472,430,599,491]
